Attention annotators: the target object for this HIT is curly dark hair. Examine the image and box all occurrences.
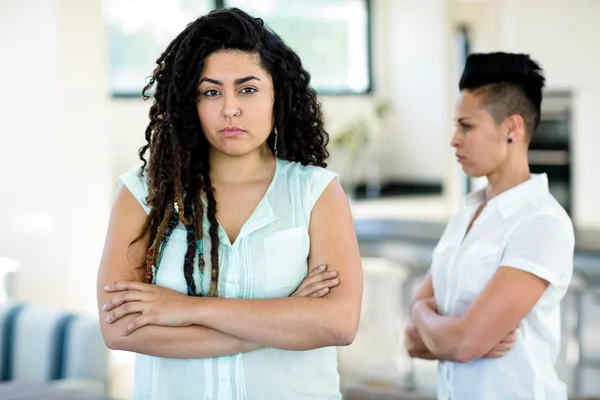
[133,7,329,297]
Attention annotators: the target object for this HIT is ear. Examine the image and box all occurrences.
[505,114,525,142]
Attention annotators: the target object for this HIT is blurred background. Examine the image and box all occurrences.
[1,0,599,399]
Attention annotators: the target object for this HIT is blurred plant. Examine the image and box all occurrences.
[329,98,391,197]
[330,99,391,156]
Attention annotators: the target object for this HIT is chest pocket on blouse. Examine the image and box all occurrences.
[459,244,503,298]
[263,227,310,298]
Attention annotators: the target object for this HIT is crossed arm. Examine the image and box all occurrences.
[404,269,546,363]
[97,180,363,358]
[403,273,437,360]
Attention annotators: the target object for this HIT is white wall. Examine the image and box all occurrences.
[1,0,60,307]
[55,0,113,315]
[0,0,112,315]
[382,0,450,183]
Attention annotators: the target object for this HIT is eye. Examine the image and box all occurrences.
[460,123,472,131]
[240,87,257,94]
[203,89,220,98]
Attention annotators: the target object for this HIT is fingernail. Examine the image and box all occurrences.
[331,278,339,283]
[105,316,111,323]
[104,285,110,291]
[329,271,337,275]
[102,303,107,311]
[318,265,326,270]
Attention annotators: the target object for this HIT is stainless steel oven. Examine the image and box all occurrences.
[530,91,572,213]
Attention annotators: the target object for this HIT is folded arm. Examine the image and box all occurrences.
[100,180,362,354]
[412,215,573,363]
[404,272,438,360]
[179,179,363,350]
[97,185,259,358]
[412,267,548,362]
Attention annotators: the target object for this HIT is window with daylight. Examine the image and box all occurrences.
[223,0,372,94]
[104,0,371,97]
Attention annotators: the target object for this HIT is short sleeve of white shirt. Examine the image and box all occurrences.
[308,168,339,211]
[118,164,151,215]
[500,214,574,289]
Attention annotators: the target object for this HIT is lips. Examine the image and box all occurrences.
[220,126,245,137]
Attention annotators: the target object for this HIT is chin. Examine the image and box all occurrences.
[461,165,486,178]
[215,144,260,158]
[220,149,254,157]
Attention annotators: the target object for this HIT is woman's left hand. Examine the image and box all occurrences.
[102,281,194,336]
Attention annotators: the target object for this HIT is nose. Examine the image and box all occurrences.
[222,94,240,119]
[450,128,461,148]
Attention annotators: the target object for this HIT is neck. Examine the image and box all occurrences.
[484,151,531,200]
[209,146,275,184]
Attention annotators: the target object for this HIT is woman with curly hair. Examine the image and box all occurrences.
[96,7,362,400]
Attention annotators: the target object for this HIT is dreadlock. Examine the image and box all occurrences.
[133,7,329,297]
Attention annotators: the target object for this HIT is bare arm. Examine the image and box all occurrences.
[412,267,547,362]
[178,179,363,350]
[97,184,259,358]
[404,272,517,361]
[404,272,437,360]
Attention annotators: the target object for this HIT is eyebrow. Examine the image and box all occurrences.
[457,117,473,124]
[199,76,261,85]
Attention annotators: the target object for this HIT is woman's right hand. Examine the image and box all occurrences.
[291,264,339,297]
[483,326,518,358]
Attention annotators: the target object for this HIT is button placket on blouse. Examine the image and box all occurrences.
[444,213,471,312]
[216,242,238,395]
[448,208,478,313]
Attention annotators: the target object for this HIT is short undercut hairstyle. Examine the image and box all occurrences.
[459,52,546,141]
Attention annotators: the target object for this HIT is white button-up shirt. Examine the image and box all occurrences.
[430,173,574,400]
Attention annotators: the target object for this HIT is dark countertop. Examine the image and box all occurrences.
[354,219,600,281]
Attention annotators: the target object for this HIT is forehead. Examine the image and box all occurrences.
[455,90,491,120]
[200,50,267,79]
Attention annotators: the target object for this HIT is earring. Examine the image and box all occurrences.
[273,127,278,156]
[508,138,513,143]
